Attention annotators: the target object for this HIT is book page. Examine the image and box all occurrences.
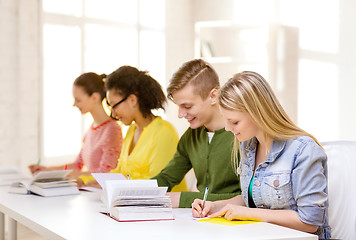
[104,180,159,209]
[91,173,127,188]
[0,167,31,186]
[112,186,168,199]
[33,170,72,182]
[10,179,32,189]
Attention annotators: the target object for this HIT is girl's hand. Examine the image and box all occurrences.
[166,192,181,208]
[28,165,48,174]
[209,204,250,220]
[191,199,215,218]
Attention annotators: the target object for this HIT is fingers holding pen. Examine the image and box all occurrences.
[28,164,47,174]
[191,199,214,218]
[192,199,203,218]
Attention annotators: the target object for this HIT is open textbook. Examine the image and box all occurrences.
[93,174,173,222]
[0,167,31,186]
[9,170,79,197]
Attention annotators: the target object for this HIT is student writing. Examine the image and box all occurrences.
[192,71,330,239]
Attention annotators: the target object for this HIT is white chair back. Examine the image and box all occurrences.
[322,141,356,240]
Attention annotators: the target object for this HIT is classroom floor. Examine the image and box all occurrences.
[4,223,46,240]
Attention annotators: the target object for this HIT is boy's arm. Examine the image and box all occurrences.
[179,191,240,208]
[153,153,192,191]
[152,139,192,191]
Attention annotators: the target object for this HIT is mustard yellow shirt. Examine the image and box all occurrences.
[83,117,186,191]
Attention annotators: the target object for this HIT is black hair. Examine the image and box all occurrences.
[106,66,166,118]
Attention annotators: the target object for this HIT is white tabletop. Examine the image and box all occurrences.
[0,187,317,240]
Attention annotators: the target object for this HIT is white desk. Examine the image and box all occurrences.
[0,187,317,240]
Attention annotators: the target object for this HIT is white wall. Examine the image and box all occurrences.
[0,0,41,172]
[164,0,193,136]
[164,0,236,136]
[0,0,19,168]
[338,0,356,140]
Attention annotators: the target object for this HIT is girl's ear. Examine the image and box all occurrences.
[91,92,102,103]
[209,88,219,105]
[127,94,138,107]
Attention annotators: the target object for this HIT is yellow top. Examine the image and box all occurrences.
[82,116,187,191]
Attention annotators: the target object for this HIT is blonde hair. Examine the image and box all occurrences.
[167,59,219,101]
[219,71,322,170]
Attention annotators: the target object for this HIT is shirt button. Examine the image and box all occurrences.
[273,179,280,187]
[261,163,268,168]
[254,180,260,187]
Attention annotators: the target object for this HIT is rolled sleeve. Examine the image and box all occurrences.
[292,140,328,226]
[298,205,326,227]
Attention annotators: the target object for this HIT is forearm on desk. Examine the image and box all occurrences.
[245,208,319,233]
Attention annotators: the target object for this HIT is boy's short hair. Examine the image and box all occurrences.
[167,59,219,101]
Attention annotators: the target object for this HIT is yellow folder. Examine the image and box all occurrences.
[198,217,260,226]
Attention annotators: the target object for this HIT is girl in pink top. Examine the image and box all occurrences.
[29,73,123,174]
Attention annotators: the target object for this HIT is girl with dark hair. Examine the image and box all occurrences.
[81,66,186,192]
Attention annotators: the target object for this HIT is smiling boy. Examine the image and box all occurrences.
[152,59,241,208]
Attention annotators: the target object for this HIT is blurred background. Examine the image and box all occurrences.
[1,0,355,172]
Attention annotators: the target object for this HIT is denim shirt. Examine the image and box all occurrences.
[240,136,331,239]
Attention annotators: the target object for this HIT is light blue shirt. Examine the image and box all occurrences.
[240,136,331,239]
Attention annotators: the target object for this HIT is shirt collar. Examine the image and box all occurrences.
[245,137,287,163]
[202,125,226,134]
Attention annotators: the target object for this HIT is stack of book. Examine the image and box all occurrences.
[9,170,79,197]
[95,175,173,222]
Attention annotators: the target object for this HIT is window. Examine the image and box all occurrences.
[41,0,165,165]
[231,0,340,141]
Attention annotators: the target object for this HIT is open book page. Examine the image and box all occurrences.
[104,180,159,210]
[111,187,168,207]
[8,179,32,194]
[102,179,173,222]
[79,186,102,193]
[33,179,77,188]
[9,169,79,197]
[32,170,72,182]
[91,173,127,188]
[0,167,31,186]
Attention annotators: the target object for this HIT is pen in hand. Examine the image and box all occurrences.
[201,187,209,217]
